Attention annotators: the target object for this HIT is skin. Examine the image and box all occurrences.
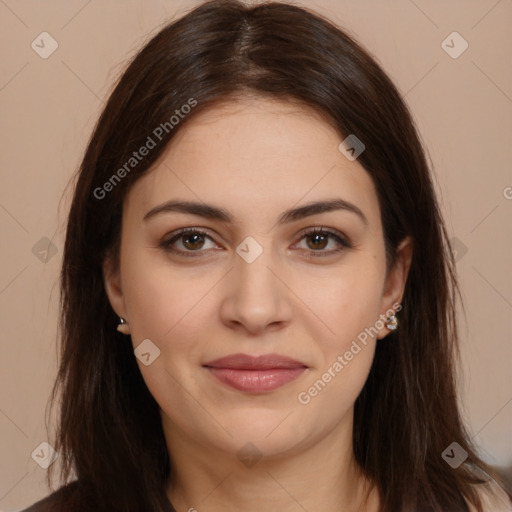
[103,97,412,512]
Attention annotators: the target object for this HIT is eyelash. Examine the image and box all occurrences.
[160,227,352,259]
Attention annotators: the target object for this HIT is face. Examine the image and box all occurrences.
[104,97,411,466]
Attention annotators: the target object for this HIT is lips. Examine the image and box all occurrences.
[203,353,307,370]
[203,353,308,393]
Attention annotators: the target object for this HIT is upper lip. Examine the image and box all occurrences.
[203,353,307,370]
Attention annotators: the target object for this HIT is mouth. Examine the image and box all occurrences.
[202,353,308,393]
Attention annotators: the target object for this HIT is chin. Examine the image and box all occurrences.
[211,412,315,455]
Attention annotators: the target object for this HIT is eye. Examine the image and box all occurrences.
[161,228,219,257]
[292,227,352,257]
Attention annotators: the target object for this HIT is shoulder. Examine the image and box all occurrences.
[18,480,81,512]
[467,480,512,512]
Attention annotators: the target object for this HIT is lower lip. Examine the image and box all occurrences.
[205,367,307,393]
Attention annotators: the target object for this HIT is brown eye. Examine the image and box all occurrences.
[181,232,206,250]
[294,227,352,257]
[161,228,218,257]
[305,232,329,250]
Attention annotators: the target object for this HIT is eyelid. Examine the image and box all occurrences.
[295,226,350,244]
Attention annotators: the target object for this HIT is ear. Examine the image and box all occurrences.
[102,254,128,323]
[377,236,413,339]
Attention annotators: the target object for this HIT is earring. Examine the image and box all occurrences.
[117,317,130,335]
[386,314,398,331]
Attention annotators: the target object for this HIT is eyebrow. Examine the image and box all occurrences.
[142,198,368,226]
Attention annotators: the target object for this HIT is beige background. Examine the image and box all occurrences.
[0,0,511,509]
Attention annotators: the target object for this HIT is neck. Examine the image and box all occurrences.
[163,410,379,512]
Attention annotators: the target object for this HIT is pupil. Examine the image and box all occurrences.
[184,234,203,249]
[309,233,327,250]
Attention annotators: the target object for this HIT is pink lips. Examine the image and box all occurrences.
[203,353,308,393]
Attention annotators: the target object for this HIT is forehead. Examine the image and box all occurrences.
[123,97,381,229]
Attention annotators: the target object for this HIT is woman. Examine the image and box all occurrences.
[20,0,511,511]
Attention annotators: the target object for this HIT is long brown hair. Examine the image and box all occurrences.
[46,0,504,510]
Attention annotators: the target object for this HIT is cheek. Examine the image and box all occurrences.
[120,254,208,416]
[294,267,383,414]
[121,245,210,344]
[298,257,385,351]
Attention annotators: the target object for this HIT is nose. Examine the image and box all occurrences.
[219,242,293,335]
